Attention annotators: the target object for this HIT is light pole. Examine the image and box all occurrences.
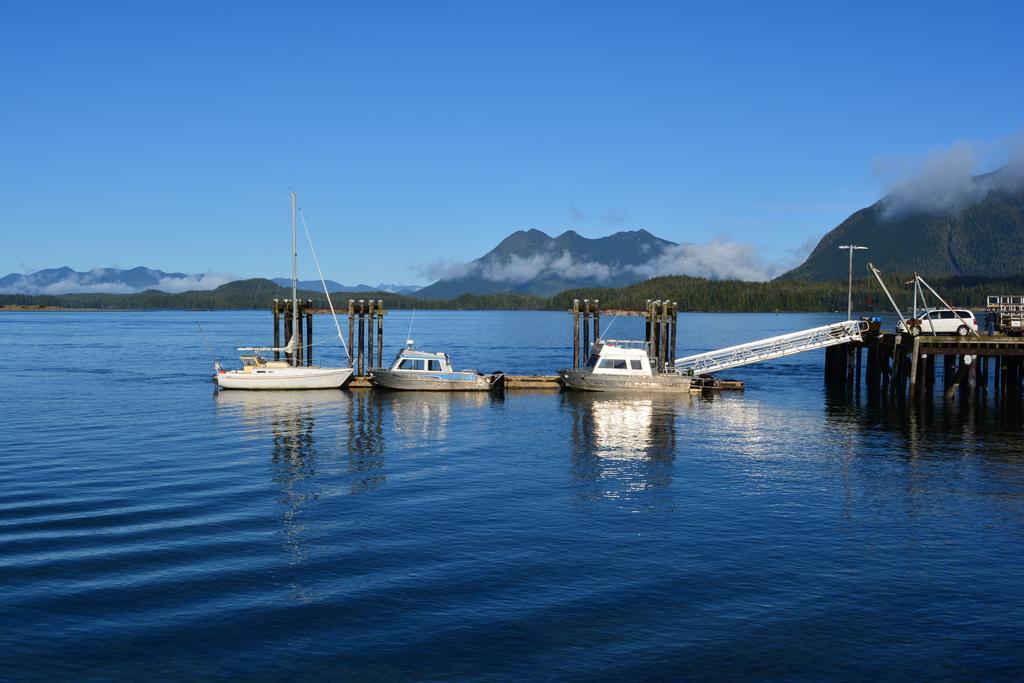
[838,245,868,320]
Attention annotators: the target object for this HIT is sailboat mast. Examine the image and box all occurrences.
[291,191,299,367]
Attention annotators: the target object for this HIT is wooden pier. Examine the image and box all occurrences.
[278,297,743,392]
[824,330,1024,401]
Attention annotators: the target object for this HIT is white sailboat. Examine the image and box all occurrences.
[215,193,354,390]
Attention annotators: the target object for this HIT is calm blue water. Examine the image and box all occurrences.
[2,310,1024,680]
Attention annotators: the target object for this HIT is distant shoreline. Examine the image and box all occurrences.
[1,304,101,312]
[3,272,1022,314]
[0,304,854,314]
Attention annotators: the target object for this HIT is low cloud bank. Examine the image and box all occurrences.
[631,239,790,282]
[418,237,807,286]
[876,135,1024,217]
[153,273,236,293]
[0,269,237,295]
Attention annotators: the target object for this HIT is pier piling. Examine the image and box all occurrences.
[377,301,384,367]
[572,300,581,368]
[344,299,387,378]
[583,299,591,360]
[824,330,1024,404]
[306,300,313,366]
[273,299,281,361]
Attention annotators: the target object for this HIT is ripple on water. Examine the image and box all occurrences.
[3,311,1024,679]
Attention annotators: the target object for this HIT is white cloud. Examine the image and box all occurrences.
[629,238,797,282]
[479,250,616,284]
[0,269,238,295]
[876,135,1024,217]
[412,239,804,286]
[155,272,236,293]
[480,253,551,282]
[549,251,614,281]
[40,279,137,295]
[415,258,477,281]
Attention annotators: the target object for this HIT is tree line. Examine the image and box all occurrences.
[4,274,1024,313]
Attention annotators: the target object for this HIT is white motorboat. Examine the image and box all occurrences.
[215,193,354,390]
[370,340,504,392]
[558,339,691,392]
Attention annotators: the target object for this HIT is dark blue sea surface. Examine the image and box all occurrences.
[2,310,1023,680]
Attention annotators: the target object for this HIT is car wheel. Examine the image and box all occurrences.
[957,325,969,336]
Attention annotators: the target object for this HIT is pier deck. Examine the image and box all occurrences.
[825,331,1024,400]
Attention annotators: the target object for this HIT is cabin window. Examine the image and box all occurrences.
[599,359,628,369]
[399,358,425,370]
[630,360,643,370]
[427,359,442,372]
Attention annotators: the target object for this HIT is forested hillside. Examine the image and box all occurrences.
[6,274,1024,313]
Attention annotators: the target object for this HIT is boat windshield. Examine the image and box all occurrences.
[397,357,445,371]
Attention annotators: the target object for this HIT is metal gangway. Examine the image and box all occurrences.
[674,320,867,376]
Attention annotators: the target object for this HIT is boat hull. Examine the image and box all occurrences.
[370,370,494,391]
[558,369,692,393]
[216,367,353,390]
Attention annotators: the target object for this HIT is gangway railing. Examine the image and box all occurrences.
[674,320,867,376]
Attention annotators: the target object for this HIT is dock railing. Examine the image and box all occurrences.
[674,320,868,376]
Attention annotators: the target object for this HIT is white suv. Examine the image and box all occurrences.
[897,308,978,336]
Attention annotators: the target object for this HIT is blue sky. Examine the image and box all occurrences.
[2,1,1022,286]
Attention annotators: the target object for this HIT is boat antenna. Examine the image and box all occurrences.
[598,314,619,342]
[290,191,299,367]
[197,323,217,362]
[406,309,416,346]
[298,206,352,364]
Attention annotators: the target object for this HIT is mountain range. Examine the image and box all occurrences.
[414,228,676,298]
[270,278,421,294]
[0,267,420,295]
[0,267,228,295]
[269,279,421,294]
[7,165,1024,298]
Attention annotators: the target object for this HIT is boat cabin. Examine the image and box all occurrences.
[583,340,655,375]
[388,342,455,374]
[239,355,291,372]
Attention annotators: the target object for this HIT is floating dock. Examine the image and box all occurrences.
[348,374,743,391]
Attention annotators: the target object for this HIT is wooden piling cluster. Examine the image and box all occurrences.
[824,332,1024,402]
[261,297,741,392]
[347,299,385,377]
[272,298,315,366]
[644,300,679,372]
[570,299,601,368]
[568,298,680,372]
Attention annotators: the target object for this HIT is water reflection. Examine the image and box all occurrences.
[823,387,1024,463]
[213,391,388,600]
[819,388,1024,526]
[344,391,386,495]
[379,391,489,447]
[214,391,343,599]
[565,393,686,508]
